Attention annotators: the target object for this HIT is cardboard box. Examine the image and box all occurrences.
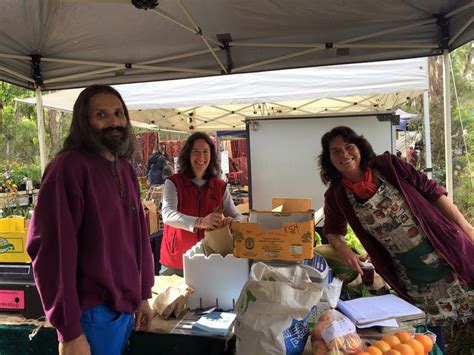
[143,200,160,235]
[183,242,249,311]
[232,198,314,261]
[0,216,31,263]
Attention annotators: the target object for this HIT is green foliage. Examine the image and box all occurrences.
[139,178,148,200]
[346,226,366,256]
[0,81,35,106]
[0,160,41,188]
[314,230,322,245]
[402,42,473,222]
[0,160,39,217]
[0,82,39,163]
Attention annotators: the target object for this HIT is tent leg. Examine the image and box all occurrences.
[443,50,453,200]
[422,90,432,179]
[35,87,47,175]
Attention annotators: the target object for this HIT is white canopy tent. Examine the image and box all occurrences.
[17,57,428,131]
[1,0,472,193]
[16,57,434,175]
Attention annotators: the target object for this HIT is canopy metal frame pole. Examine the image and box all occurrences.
[443,50,453,200]
[422,90,433,179]
[35,87,47,174]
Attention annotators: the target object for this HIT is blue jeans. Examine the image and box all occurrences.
[80,304,134,355]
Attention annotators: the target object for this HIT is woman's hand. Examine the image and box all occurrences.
[327,233,364,275]
[221,216,234,226]
[199,213,224,229]
[59,334,91,355]
[134,300,154,331]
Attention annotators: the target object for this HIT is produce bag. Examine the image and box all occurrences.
[203,224,233,256]
[151,281,193,319]
[235,262,324,355]
[310,309,362,354]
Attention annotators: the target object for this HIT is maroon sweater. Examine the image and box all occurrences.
[27,150,154,342]
[323,152,474,300]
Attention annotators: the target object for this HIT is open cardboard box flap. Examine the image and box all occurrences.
[271,197,312,213]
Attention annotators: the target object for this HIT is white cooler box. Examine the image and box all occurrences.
[183,242,249,311]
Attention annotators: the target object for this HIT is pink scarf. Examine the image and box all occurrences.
[342,169,378,199]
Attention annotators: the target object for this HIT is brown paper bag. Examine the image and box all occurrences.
[143,200,159,234]
[152,282,193,319]
[203,225,233,256]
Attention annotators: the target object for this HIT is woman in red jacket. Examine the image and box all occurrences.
[159,132,241,276]
[319,126,473,352]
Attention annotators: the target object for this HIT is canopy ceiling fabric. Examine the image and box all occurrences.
[0,0,472,91]
[16,58,428,131]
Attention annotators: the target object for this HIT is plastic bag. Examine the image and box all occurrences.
[310,309,362,354]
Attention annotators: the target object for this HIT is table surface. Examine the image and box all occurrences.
[0,312,235,355]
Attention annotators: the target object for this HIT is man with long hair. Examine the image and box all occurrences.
[27,85,154,355]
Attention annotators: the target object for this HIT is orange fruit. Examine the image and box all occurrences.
[364,346,383,355]
[394,331,413,343]
[385,350,402,355]
[354,352,371,355]
[382,334,402,348]
[414,334,434,353]
[371,340,391,353]
[403,339,425,355]
[393,343,415,355]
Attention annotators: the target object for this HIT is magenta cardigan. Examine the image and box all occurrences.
[323,152,474,300]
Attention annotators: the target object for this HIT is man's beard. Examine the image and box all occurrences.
[92,126,128,154]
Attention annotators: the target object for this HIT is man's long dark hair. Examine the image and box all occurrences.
[59,84,135,159]
[178,132,219,179]
[318,126,376,186]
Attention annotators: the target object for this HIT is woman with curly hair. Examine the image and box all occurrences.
[319,126,473,352]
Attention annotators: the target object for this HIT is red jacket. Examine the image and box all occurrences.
[160,173,226,269]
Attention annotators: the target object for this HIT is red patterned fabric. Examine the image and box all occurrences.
[131,132,161,178]
[230,139,247,157]
[143,132,159,161]
[131,133,146,177]
[161,140,186,160]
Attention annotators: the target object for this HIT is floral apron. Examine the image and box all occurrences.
[347,174,473,326]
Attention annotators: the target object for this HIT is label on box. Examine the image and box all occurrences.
[0,289,25,310]
[290,244,302,255]
[0,233,31,263]
[233,213,314,260]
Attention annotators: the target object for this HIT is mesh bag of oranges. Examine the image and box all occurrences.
[355,331,435,355]
[310,309,363,354]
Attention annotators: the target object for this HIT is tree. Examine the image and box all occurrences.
[0,83,37,163]
[404,42,473,222]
